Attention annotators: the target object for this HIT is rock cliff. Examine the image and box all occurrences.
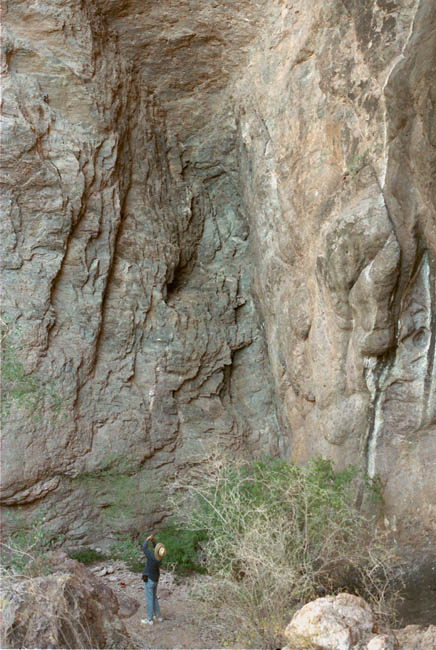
[1,0,435,549]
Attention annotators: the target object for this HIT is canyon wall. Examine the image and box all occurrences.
[1,0,283,542]
[1,0,435,549]
[234,0,436,543]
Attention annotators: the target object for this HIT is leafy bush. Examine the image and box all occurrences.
[69,548,107,565]
[108,525,205,575]
[169,454,399,649]
[157,523,206,574]
[0,509,60,576]
[109,537,144,573]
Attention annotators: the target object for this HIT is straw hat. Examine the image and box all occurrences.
[154,543,166,561]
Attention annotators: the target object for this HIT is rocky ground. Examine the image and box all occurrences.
[93,562,436,650]
[93,562,224,649]
[3,554,435,649]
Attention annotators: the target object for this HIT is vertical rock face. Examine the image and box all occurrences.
[1,0,435,547]
[1,0,283,541]
[234,0,436,541]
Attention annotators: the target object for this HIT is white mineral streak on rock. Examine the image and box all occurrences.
[231,0,436,544]
[366,360,393,481]
[379,0,422,189]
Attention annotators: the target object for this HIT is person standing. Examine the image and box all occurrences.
[141,534,166,625]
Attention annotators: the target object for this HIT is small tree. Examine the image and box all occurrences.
[169,454,400,648]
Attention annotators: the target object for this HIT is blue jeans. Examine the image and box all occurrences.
[144,579,161,621]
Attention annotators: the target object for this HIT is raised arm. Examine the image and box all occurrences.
[142,534,156,559]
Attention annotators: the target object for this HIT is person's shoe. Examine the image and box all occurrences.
[141,619,153,625]
[155,617,163,622]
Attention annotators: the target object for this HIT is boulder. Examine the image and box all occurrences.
[1,552,132,649]
[367,635,398,650]
[116,591,141,619]
[283,593,436,650]
[284,593,374,650]
[395,625,436,650]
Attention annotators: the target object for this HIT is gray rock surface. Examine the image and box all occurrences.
[1,0,435,555]
[1,0,283,542]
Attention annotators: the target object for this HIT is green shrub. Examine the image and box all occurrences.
[109,537,144,573]
[169,454,399,649]
[69,548,107,565]
[108,526,205,575]
[157,523,206,574]
[0,509,60,575]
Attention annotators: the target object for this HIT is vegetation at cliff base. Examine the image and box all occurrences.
[157,524,206,574]
[169,454,400,649]
[104,525,206,574]
[109,536,144,573]
[69,547,107,565]
[0,509,60,576]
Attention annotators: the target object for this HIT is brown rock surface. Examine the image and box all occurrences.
[1,0,435,568]
[1,552,131,649]
[233,0,436,543]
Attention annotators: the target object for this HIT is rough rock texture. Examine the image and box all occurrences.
[1,552,131,649]
[284,594,436,650]
[1,0,435,558]
[1,0,283,542]
[284,593,375,650]
[395,624,436,649]
[233,0,436,542]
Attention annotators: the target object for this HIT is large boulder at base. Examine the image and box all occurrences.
[395,625,436,650]
[1,552,131,649]
[284,593,375,650]
[38,551,139,618]
[283,593,436,650]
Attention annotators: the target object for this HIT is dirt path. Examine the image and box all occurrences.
[94,562,225,649]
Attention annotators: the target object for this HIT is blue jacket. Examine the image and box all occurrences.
[142,540,161,582]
